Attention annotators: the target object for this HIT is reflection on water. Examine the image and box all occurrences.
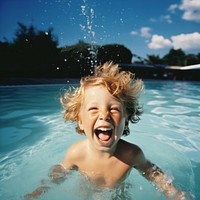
[0,81,200,199]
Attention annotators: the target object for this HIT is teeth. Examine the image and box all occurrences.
[97,127,112,131]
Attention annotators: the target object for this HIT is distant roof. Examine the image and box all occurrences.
[167,64,200,70]
[119,64,157,69]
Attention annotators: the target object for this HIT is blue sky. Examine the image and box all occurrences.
[0,0,200,59]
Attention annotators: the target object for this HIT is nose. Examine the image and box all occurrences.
[99,108,110,121]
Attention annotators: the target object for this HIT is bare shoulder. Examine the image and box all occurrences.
[118,139,146,167]
[61,139,88,169]
[119,139,143,155]
[67,139,87,154]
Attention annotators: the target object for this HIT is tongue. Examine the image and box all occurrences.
[98,132,110,141]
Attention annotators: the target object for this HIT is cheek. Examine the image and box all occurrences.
[88,112,98,120]
[119,119,126,130]
[79,112,97,129]
[113,114,126,128]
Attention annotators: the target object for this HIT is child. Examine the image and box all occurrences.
[25,62,185,199]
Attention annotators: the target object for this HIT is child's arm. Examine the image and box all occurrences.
[25,142,81,199]
[24,164,69,199]
[24,144,79,199]
[134,149,185,200]
[141,162,184,199]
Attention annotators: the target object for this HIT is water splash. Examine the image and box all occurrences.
[80,0,98,72]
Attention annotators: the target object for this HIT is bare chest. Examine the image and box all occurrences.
[78,160,132,188]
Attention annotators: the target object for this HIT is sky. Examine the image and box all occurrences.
[0,0,200,59]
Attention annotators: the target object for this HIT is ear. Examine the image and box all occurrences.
[123,120,130,135]
[125,120,129,129]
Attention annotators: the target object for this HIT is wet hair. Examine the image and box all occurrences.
[60,62,143,136]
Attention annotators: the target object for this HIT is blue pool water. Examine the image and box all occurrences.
[0,80,200,200]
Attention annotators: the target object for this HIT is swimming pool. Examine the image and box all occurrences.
[0,80,199,200]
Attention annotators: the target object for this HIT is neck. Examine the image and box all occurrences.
[87,139,119,159]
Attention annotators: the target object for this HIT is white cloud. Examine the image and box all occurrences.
[179,0,200,22]
[150,15,172,24]
[148,35,172,49]
[130,31,138,36]
[171,32,200,50]
[148,32,200,51]
[160,15,173,24]
[168,4,178,13]
[140,27,152,38]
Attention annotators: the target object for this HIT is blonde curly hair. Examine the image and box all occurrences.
[60,62,143,135]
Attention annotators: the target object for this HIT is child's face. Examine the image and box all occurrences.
[78,85,127,152]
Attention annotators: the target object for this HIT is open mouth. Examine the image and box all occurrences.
[94,127,113,143]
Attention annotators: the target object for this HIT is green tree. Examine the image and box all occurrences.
[11,23,59,77]
[163,49,186,66]
[97,44,132,64]
[197,53,200,62]
[185,54,200,65]
[60,41,98,77]
[0,41,13,76]
[145,54,163,64]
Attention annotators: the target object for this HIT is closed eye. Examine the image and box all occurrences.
[88,107,98,111]
[110,107,121,113]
